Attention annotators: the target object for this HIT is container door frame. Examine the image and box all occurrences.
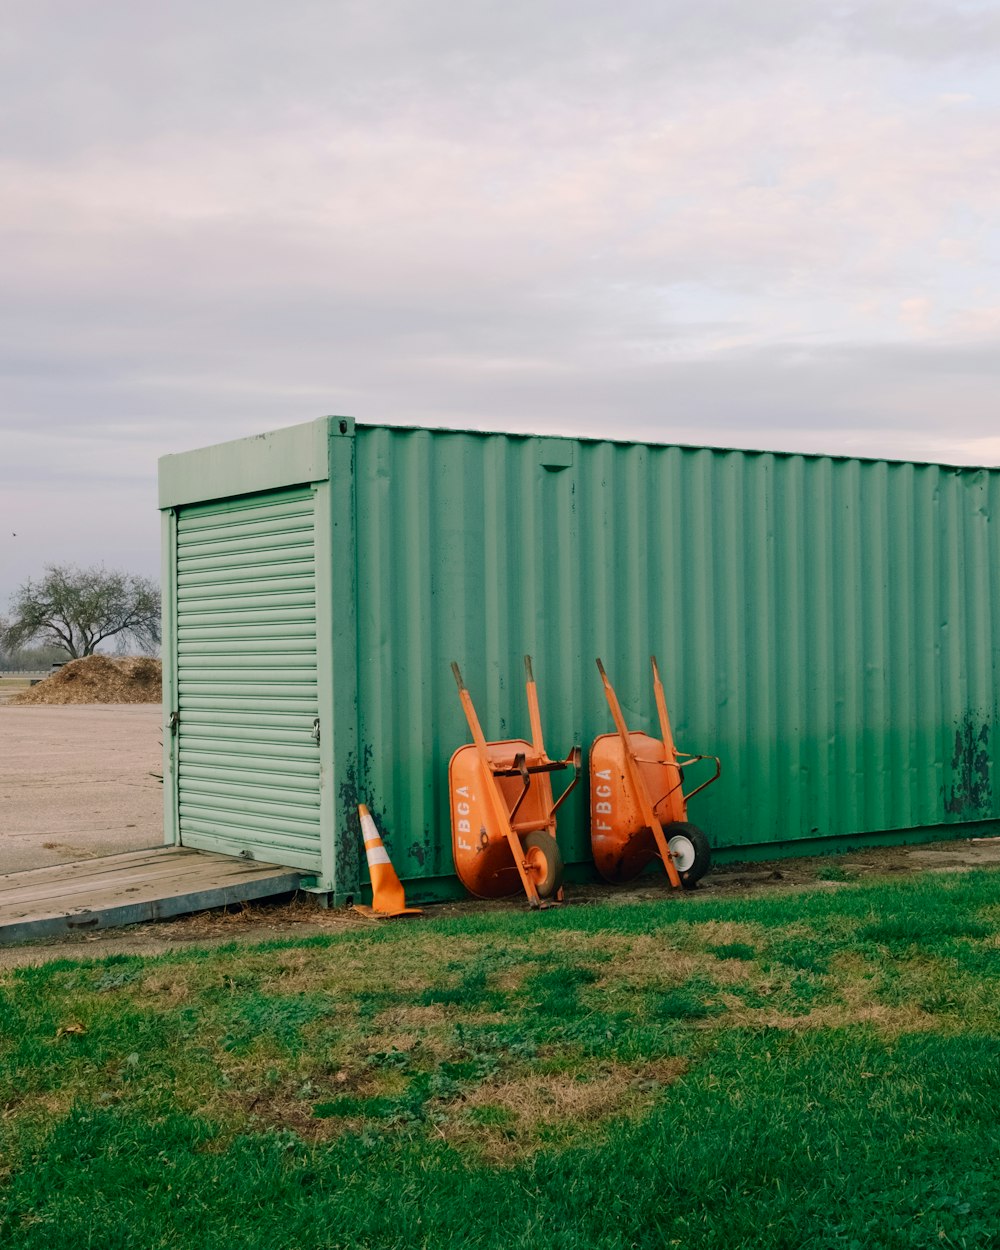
[314,423,360,903]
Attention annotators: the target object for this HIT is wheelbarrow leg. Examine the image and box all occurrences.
[451,663,544,908]
[596,659,683,889]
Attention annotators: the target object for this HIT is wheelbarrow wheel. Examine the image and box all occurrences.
[522,831,564,899]
[665,822,711,889]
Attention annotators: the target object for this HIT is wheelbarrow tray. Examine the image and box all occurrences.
[590,730,684,883]
[449,739,556,899]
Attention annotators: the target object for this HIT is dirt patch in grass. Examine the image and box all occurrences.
[139,974,191,1004]
[686,920,763,948]
[369,1004,455,1057]
[736,1002,938,1033]
[708,948,941,1034]
[465,1057,687,1119]
[184,1045,417,1141]
[705,956,760,983]
[365,1030,447,1061]
[372,1003,450,1032]
[182,896,370,938]
[0,1088,77,1136]
[589,933,730,991]
[308,936,487,997]
[443,1057,688,1160]
[195,1084,349,1147]
[494,966,532,992]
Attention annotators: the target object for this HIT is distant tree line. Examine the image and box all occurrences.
[0,643,67,671]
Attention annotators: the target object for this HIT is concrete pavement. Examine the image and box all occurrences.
[0,705,163,872]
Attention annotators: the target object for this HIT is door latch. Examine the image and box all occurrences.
[311,717,321,745]
[168,710,179,734]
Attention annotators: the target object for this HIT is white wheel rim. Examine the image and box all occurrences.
[668,834,696,873]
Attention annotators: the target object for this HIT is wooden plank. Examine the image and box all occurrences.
[0,847,203,887]
[0,848,302,945]
[0,845,293,887]
[1,863,297,916]
[0,849,292,911]
[0,852,290,909]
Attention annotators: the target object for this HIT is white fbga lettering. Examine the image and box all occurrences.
[456,787,473,834]
[594,767,612,831]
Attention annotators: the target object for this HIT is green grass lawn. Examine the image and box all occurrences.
[4,871,1000,1248]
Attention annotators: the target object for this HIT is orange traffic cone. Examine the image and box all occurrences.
[353,804,423,919]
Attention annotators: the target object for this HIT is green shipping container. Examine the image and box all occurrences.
[159,416,1000,902]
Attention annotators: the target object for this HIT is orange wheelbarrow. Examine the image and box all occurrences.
[591,656,721,888]
[449,656,581,908]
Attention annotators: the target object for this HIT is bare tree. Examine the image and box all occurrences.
[1,565,161,659]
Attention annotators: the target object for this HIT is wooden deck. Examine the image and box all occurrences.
[0,847,302,944]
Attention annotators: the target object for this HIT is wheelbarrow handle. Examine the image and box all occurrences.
[652,753,722,805]
[682,755,722,803]
[507,753,532,825]
[492,759,572,778]
[499,746,581,823]
[549,744,582,820]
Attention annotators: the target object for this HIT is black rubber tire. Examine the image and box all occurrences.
[664,821,712,889]
[522,830,564,899]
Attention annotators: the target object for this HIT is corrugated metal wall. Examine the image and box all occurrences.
[352,427,999,883]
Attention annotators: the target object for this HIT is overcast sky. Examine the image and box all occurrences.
[2,1,1000,608]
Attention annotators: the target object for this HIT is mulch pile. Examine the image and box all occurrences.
[10,656,162,705]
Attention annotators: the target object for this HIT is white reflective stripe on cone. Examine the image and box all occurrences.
[364,844,392,866]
